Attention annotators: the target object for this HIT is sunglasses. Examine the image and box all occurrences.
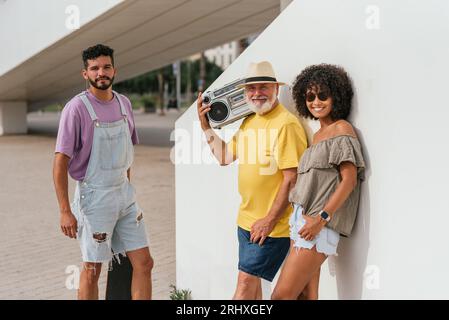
[305,91,330,102]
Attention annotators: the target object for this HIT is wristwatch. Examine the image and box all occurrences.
[319,210,331,223]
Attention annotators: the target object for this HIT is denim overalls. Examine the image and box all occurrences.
[71,91,148,263]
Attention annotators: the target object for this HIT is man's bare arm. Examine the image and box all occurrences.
[250,168,297,245]
[53,153,77,239]
[203,128,236,165]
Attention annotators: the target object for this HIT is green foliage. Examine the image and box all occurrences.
[127,93,144,110]
[140,94,157,112]
[182,59,223,93]
[42,103,63,112]
[114,59,223,95]
[114,67,162,94]
[169,284,192,300]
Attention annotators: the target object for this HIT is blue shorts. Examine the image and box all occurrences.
[237,227,290,282]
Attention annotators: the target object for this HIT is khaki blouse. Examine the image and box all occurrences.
[288,135,365,237]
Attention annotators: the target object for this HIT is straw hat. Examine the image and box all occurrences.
[237,61,286,88]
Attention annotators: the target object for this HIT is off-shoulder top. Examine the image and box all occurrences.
[288,135,365,237]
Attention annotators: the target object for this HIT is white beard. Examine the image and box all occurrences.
[246,93,277,115]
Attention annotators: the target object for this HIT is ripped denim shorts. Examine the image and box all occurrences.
[289,203,340,256]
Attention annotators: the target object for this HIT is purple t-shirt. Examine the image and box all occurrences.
[55,90,139,181]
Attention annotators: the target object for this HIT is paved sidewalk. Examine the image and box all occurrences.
[0,134,175,299]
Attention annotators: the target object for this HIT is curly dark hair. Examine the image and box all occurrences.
[82,44,114,68]
[291,64,353,120]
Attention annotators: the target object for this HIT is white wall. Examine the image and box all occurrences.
[0,0,122,76]
[176,0,449,299]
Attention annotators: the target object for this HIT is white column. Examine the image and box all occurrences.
[0,101,27,135]
[280,0,294,11]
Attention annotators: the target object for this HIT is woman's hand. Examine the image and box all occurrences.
[299,215,326,241]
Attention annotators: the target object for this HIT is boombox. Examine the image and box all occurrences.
[202,78,254,129]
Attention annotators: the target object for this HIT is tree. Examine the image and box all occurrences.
[181,58,223,94]
[114,58,223,106]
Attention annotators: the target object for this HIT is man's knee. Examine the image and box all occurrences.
[238,273,259,287]
[82,263,101,285]
[133,255,154,275]
[144,256,154,273]
[234,272,260,299]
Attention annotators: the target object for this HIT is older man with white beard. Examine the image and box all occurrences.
[197,61,307,300]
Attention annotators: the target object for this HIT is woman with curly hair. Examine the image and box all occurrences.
[271,64,366,300]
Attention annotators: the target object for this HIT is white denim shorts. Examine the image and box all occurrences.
[289,203,340,256]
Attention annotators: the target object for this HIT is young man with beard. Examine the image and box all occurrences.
[53,44,153,300]
[197,61,308,299]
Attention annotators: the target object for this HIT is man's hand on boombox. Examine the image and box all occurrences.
[197,92,211,131]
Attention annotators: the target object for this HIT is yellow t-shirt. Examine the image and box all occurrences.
[228,103,308,237]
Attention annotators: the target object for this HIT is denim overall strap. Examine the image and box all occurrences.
[112,91,128,117]
[79,93,98,122]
